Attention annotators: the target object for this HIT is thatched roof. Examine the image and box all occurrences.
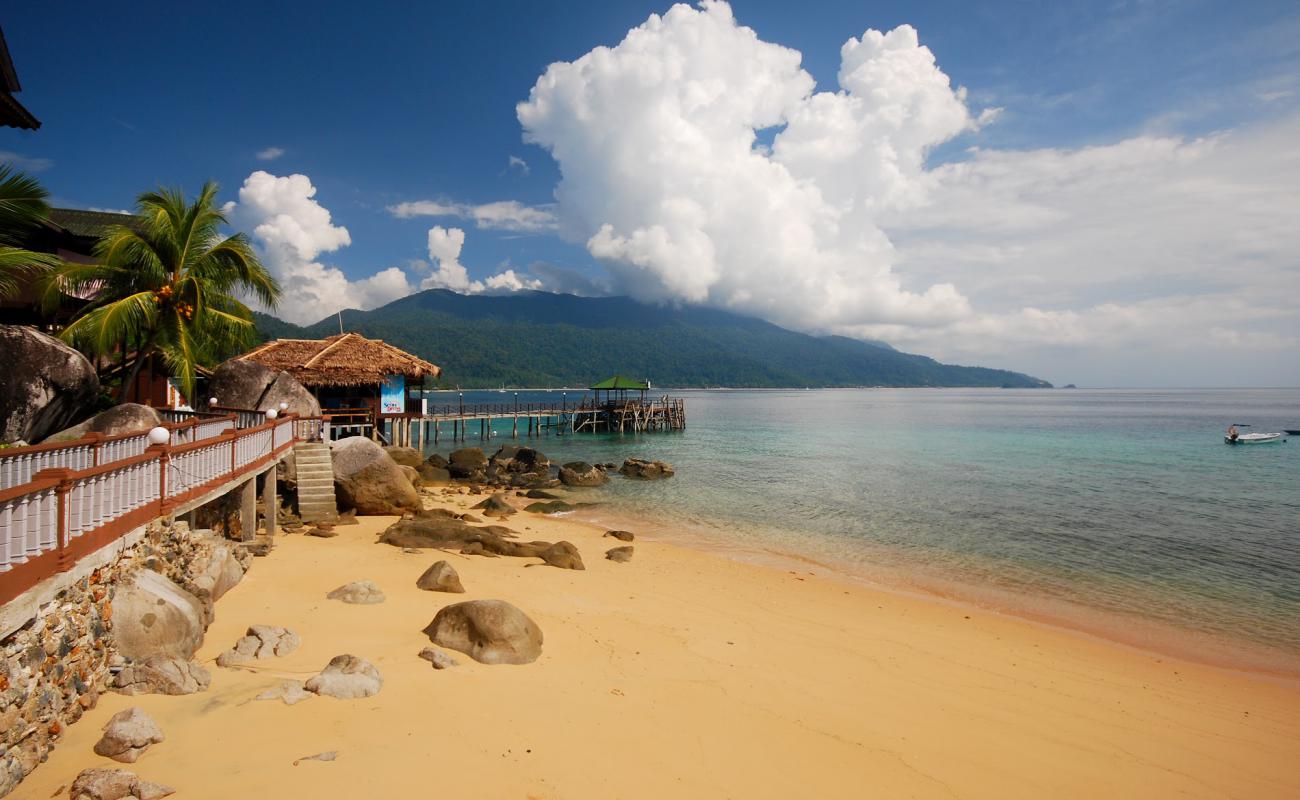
[238,333,441,387]
[590,376,650,391]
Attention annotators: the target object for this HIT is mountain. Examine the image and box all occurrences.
[252,290,1051,389]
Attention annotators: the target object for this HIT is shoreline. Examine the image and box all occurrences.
[567,500,1300,685]
[18,489,1300,798]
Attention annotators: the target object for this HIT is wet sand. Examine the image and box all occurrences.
[22,491,1300,799]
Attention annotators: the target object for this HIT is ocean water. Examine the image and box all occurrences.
[419,388,1300,675]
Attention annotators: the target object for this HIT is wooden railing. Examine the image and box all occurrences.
[0,415,298,605]
[0,415,238,491]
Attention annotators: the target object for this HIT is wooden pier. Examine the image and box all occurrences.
[378,394,686,448]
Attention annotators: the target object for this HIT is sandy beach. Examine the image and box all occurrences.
[21,490,1300,799]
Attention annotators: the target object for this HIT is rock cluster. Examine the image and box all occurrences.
[93,708,163,763]
[559,461,608,487]
[254,681,312,706]
[424,600,543,665]
[304,655,383,699]
[0,518,244,794]
[110,656,211,696]
[379,516,584,570]
[417,647,459,670]
[69,767,174,800]
[216,625,301,667]
[618,458,675,480]
[326,581,386,605]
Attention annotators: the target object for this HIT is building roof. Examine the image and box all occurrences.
[238,333,442,387]
[46,208,142,239]
[0,27,39,130]
[590,376,650,391]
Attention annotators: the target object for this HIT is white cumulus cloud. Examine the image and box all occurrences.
[516,0,1300,385]
[389,199,557,232]
[226,171,413,324]
[421,225,542,293]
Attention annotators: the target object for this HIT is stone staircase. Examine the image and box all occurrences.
[293,442,337,522]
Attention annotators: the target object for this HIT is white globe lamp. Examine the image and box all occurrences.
[147,427,170,446]
[279,402,289,411]
[265,408,278,420]
[208,397,218,407]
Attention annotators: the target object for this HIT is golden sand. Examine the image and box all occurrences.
[21,492,1300,799]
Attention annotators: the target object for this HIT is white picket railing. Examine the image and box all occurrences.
[0,416,299,589]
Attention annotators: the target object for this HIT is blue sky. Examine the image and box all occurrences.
[3,1,1298,385]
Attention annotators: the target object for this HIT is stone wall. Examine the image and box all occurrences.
[0,519,251,796]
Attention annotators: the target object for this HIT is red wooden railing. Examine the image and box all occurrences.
[0,415,299,605]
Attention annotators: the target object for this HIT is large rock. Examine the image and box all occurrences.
[559,461,607,487]
[379,516,564,564]
[398,464,420,487]
[538,541,585,570]
[0,324,100,445]
[112,570,208,661]
[472,493,515,518]
[216,625,301,667]
[384,446,423,468]
[186,539,244,602]
[619,458,675,480]
[69,768,174,800]
[415,561,465,593]
[330,436,421,515]
[304,654,383,699]
[604,530,635,542]
[327,580,386,604]
[447,447,488,481]
[417,463,451,484]
[207,359,320,417]
[111,655,211,696]
[45,403,162,443]
[424,600,543,665]
[93,708,164,764]
[490,445,550,473]
[605,546,634,563]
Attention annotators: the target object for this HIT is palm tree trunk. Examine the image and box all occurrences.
[123,330,159,406]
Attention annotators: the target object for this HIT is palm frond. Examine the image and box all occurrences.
[0,165,51,246]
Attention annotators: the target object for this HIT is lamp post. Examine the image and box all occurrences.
[147,426,170,446]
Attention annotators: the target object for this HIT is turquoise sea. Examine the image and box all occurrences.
[420,388,1300,676]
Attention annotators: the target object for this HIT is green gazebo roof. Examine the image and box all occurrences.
[589,376,650,391]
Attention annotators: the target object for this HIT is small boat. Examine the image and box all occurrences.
[1225,432,1285,444]
[1285,429,1300,436]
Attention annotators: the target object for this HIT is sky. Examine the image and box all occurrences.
[2,0,1298,387]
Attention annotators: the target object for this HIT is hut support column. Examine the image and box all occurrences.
[237,477,257,542]
[261,468,277,540]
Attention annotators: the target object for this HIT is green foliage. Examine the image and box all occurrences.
[0,165,62,301]
[254,291,1051,389]
[55,183,280,397]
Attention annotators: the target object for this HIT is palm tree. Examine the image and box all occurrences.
[0,165,62,301]
[54,182,279,400]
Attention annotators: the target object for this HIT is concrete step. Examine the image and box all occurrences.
[296,469,335,478]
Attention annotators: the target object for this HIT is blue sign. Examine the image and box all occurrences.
[380,375,405,414]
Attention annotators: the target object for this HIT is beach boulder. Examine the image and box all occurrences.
[330,436,421,515]
[254,680,313,706]
[69,768,174,800]
[110,656,211,696]
[426,453,449,469]
[604,530,635,542]
[384,445,423,468]
[398,464,420,487]
[605,546,634,563]
[0,324,100,445]
[185,538,245,602]
[524,500,575,515]
[417,463,451,484]
[208,359,320,416]
[447,447,488,481]
[418,647,459,669]
[45,403,161,443]
[538,541,585,570]
[473,493,516,518]
[93,708,164,764]
[619,458,675,480]
[112,570,209,661]
[416,561,465,593]
[326,580,386,604]
[304,654,383,699]
[559,461,607,487]
[423,599,543,665]
[490,445,550,473]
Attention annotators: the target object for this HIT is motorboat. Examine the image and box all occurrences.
[1225,432,1285,444]
[1284,429,1300,436]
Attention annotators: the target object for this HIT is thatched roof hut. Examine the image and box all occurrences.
[238,333,441,387]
